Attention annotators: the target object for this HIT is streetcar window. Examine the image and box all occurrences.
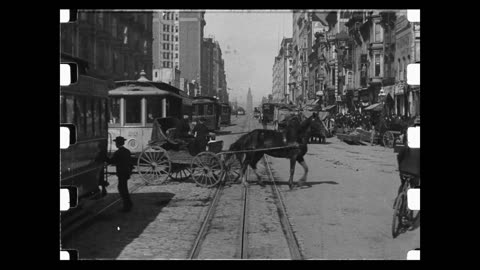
[207,104,213,115]
[75,96,86,139]
[60,95,66,123]
[86,98,93,137]
[109,97,120,124]
[146,96,162,123]
[125,96,142,124]
[66,96,75,123]
[196,104,204,115]
[94,99,101,137]
[101,99,107,133]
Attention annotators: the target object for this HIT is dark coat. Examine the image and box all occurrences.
[107,146,133,179]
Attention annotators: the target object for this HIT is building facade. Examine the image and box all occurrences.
[179,11,206,92]
[272,37,293,103]
[152,10,180,86]
[301,10,419,117]
[61,10,153,81]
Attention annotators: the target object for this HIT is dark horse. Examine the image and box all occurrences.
[227,113,316,189]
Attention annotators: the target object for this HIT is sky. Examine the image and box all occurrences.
[204,10,292,108]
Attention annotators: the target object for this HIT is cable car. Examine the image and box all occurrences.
[107,71,187,154]
[192,96,221,131]
[60,53,111,203]
[220,103,231,126]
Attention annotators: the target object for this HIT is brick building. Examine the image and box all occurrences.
[60,10,153,81]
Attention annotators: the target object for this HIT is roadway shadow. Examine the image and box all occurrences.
[61,192,175,259]
[215,130,232,135]
[243,180,338,187]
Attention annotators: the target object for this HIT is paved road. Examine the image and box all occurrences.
[61,114,419,260]
[260,116,420,260]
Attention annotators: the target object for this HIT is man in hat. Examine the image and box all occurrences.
[189,117,210,155]
[106,136,133,212]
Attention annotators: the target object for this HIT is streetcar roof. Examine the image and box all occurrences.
[109,83,182,98]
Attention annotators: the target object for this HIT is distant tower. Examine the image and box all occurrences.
[247,88,253,114]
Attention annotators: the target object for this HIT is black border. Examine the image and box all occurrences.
[23,6,441,263]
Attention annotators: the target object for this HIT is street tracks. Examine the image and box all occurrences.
[188,154,303,260]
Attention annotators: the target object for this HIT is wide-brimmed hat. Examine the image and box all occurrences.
[113,136,126,143]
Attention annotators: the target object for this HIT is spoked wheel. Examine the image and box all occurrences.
[219,153,243,183]
[169,164,192,181]
[191,152,224,188]
[392,192,408,238]
[383,131,395,148]
[137,145,171,185]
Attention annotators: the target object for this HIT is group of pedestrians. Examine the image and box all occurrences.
[334,111,412,132]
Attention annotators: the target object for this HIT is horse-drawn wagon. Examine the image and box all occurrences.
[136,117,242,187]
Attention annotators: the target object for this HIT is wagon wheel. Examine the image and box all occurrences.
[219,153,243,183]
[191,152,223,188]
[137,145,171,185]
[383,131,395,148]
[169,164,192,181]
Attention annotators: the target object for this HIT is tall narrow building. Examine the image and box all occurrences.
[246,88,253,114]
[153,10,180,86]
[179,11,206,85]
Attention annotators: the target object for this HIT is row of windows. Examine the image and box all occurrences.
[194,104,215,116]
[60,94,108,140]
[163,34,178,41]
[162,43,179,50]
[163,61,179,68]
[162,24,179,33]
[110,97,166,125]
[162,12,179,21]
[162,52,179,60]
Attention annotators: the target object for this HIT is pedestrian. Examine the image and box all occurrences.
[262,113,268,129]
[106,136,133,212]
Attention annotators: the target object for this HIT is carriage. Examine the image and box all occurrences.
[136,117,242,187]
[365,103,407,148]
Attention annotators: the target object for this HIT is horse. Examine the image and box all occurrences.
[227,113,316,189]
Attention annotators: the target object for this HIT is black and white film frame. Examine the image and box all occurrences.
[59,8,420,260]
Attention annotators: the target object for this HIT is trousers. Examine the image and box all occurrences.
[117,176,132,208]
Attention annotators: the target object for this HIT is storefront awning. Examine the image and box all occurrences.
[364,103,383,111]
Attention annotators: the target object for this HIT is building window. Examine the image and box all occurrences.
[175,53,178,59]
[375,23,383,42]
[125,96,142,124]
[175,25,178,32]
[175,13,178,21]
[375,54,381,77]
[175,44,178,51]
[144,40,148,55]
[175,35,178,42]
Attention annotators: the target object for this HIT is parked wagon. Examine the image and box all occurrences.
[136,117,242,187]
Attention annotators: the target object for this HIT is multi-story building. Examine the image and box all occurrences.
[201,37,228,99]
[152,10,180,86]
[272,37,293,103]
[394,10,420,117]
[60,10,153,81]
[179,11,206,95]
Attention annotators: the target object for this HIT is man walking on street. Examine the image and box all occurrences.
[106,136,133,212]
